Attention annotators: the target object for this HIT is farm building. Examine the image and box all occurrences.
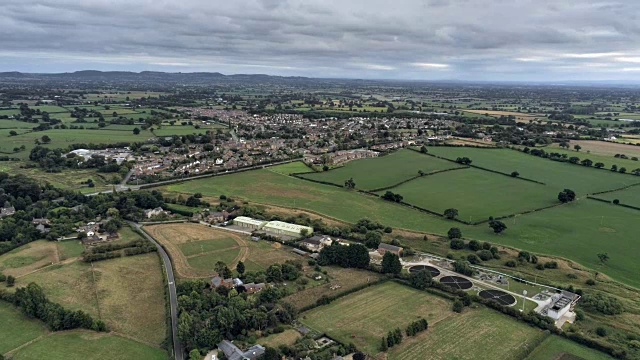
[233,216,267,230]
[377,243,403,256]
[299,235,333,252]
[218,340,265,360]
[263,221,313,237]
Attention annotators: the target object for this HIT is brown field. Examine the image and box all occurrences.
[243,240,302,273]
[259,329,301,348]
[93,253,167,346]
[565,140,640,158]
[144,223,249,278]
[446,138,496,147]
[0,240,59,278]
[283,267,385,310]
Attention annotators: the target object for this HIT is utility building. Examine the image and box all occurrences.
[233,216,267,230]
[263,221,313,237]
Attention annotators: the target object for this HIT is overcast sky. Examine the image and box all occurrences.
[1,0,640,81]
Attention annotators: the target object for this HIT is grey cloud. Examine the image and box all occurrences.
[0,0,639,80]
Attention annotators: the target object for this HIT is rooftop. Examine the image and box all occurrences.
[263,220,313,232]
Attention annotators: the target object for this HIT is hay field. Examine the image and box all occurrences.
[0,240,59,278]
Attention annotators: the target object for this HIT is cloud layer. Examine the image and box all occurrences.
[1,0,640,80]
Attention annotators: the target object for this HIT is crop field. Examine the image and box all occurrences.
[144,223,248,278]
[10,331,168,360]
[550,140,640,158]
[300,282,454,354]
[283,267,385,310]
[267,161,313,175]
[300,149,462,190]
[424,147,638,195]
[383,168,555,220]
[388,308,546,360]
[525,336,613,360]
[0,302,48,354]
[3,240,167,346]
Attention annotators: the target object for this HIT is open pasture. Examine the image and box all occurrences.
[299,149,463,190]
[0,302,48,355]
[383,167,555,220]
[424,147,639,195]
[242,240,302,272]
[0,240,58,278]
[592,185,640,208]
[0,161,113,193]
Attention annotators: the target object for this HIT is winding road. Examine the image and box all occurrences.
[129,221,184,360]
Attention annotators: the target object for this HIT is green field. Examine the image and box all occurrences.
[0,302,48,354]
[383,168,555,220]
[0,161,114,193]
[165,160,640,287]
[592,185,640,208]
[300,282,454,354]
[187,248,240,270]
[300,149,462,190]
[424,147,639,195]
[525,336,613,360]
[10,331,167,360]
[179,238,239,256]
[267,161,313,175]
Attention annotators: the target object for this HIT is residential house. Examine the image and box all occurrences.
[144,207,167,219]
[218,340,265,360]
[211,275,235,289]
[0,206,15,218]
[243,283,266,294]
[377,243,403,257]
[299,235,333,252]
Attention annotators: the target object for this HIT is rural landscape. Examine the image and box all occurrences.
[3,0,640,359]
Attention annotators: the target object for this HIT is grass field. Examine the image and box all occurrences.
[283,267,385,310]
[525,336,613,360]
[542,145,640,170]
[301,282,454,354]
[592,185,640,207]
[300,149,462,190]
[242,240,302,273]
[10,331,167,360]
[0,240,58,278]
[0,162,113,193]
[384,168,555,220]
[424,147,638,195]
[388,308,546,360]
[0,302,47,354]
[267,161,313,175]
[164,154,640,287]
[301,282,547,357]
[259,329,301,348]
[144,223,248,278]
[3,239,167,346]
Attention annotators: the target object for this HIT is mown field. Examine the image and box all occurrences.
[592,185,640,208]
[144,223,248,277]
[266,161,313,175]
[384,167,555,221]
[423,147,639,195]
[0,302,47,354]
[300,149,462,190]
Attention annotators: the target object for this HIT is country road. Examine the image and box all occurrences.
[129,221,184,360]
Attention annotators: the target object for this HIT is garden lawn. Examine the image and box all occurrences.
[525,335,613,360]
[424,147,638,195]
[0,302,47,354]
[300,149,463,190]
[300,282,453,355]
[383,168,555,221]
[11,331,168,360]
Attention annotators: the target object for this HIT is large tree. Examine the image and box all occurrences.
[558,189,576,203]
[489,220,507,234]
[444,208,459,220]
[381,252,402,274]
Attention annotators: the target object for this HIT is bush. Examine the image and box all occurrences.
[581,293,624,315]
[543,261,558,269]
[596,327,608,337]
[452,300,464,313]
[468,240,481,251]
[535,264,545,270]
[586,279,596,286]
[466,254,481,265]
[505,260,517,268]
[477,250,494,261]
[447,227,462,239]
[450,239,465,250]
[613,199,620,205]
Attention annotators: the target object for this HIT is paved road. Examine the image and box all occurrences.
[129,222,184,360]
